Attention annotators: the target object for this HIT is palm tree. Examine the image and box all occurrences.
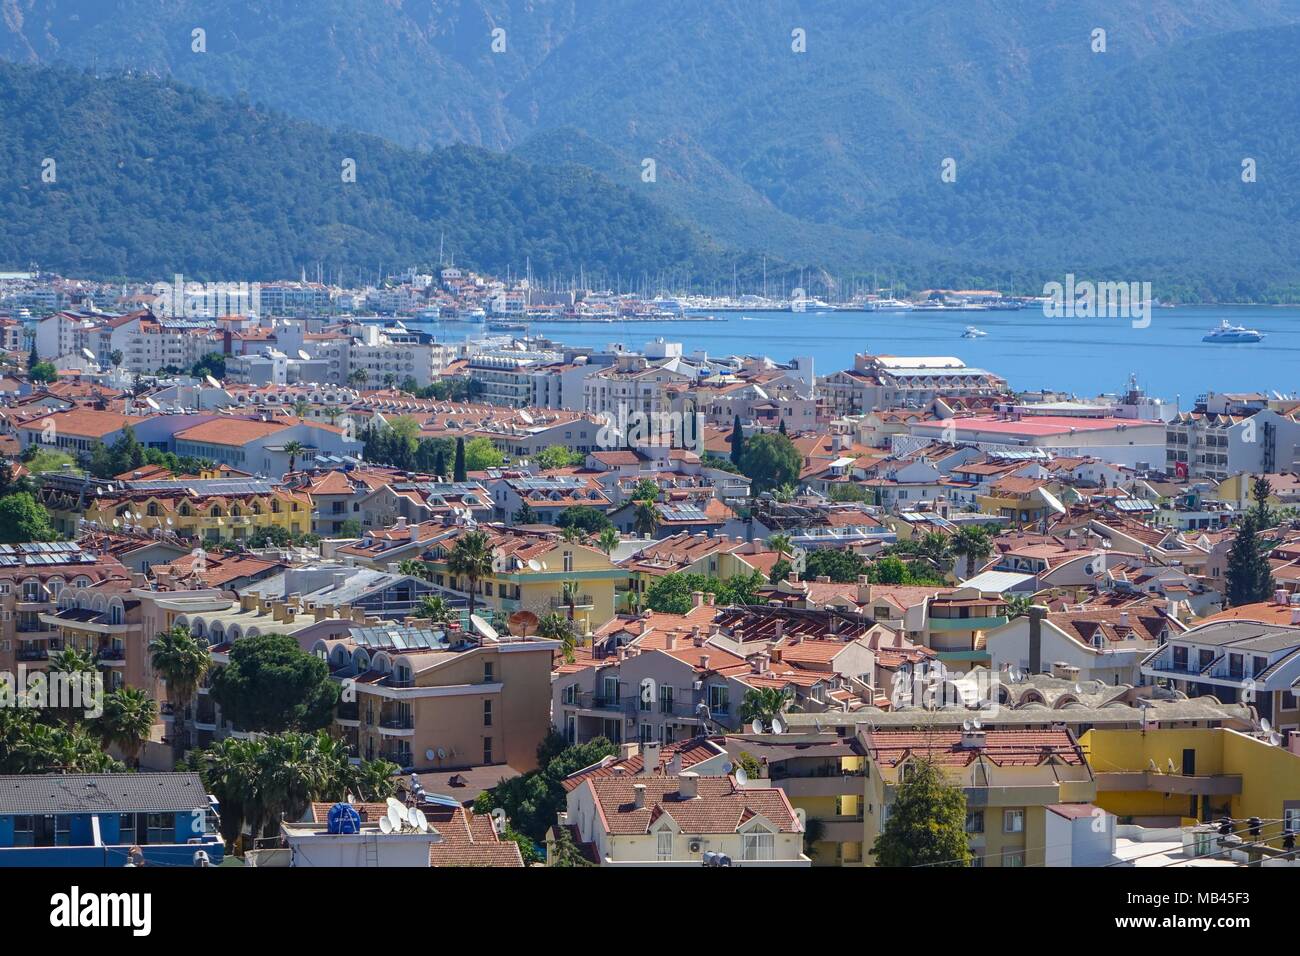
[950,525,993,580]
[738,687,790,726]
[292,398,310,420]
[633,500,658,538]
[915,531,953,571]
[447,529,494,624]
[348,369,368,388]
[597,526,619,555]
[561,580,581,622]
[539,611,577,663]
[282,440,306,473]
[350,758,400,802]
[323,406,342,426]
[149,625,211,759]
[383,372,397,390]
[1002,593,1034,620]
[767,533,794,557]
[260,733,325,835]
[96,686,158,767]
[560,525,583,543]
[415,593,456,624]
[48,646,99,722]
[397,559,431,580]
[199,736,262,851]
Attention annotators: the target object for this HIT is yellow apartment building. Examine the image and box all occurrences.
[860,726,1096,867]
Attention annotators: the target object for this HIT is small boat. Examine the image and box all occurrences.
[1202,319,1264,343]
[961,326,987,338]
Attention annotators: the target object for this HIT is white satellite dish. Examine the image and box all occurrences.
[750,718,763,734]
[962,719,973,731]
[378,816,393,834]
[425,749,436,762]
[204,375,221,388]
[165,517,173,526]
[111,518,119,528]
[972,718,982,730]
[386,804,406,830]
[81,348,95,361]
[1269,731,1284,747]
[735,767,749,787]
[298,350,311,361]
[720,761,734,775]
[527,559,540,571]
[1261,717,1273,734]
[145,396,160,410]
[412,809,429,833]
[771,716,785,735]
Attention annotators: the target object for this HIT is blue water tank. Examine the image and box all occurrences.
[326,803,363,835]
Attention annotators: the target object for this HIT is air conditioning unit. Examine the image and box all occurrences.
[688,840,702,853]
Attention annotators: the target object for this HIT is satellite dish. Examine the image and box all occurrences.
[411,808,428,833]
[378,816,393,834]
[771,716,785,735]
[720,761,734,774]
[735,767,749,787]
[165,517,173,526]
[425,749,436,762]
[972,718,982,730]
[1269,731,1284,747]
[750,718,763,734]
[1167,757,1177,774]
[1261,717,1273,734]
[962,719,973,732]
[82,348,95,361]
[436,747,446,760]
[1074,683,1083,695]
[204,374,221,388]
[145,396,160,410]
[298,349,311,361]
[387,804,406,830]
[111,518,119,528]
[527,559,541,571]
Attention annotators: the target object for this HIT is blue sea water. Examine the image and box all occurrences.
[411,304,1300,401]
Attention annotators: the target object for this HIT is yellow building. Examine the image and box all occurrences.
[1083,726,1300,841]
[421,526,621,633]
[860,726,1096,867]
[52,473,312,544]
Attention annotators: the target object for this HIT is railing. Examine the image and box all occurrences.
[550,594,595,609]
[379,715,415,730]
[336,702,359,721]
[16,648,48,661]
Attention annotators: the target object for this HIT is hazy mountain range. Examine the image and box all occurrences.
[3,0,1300,297]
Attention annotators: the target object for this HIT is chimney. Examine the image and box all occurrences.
[1028,604,1047,674]
[960,729,987,750]
[1118,611,1130,628]
[857,576,873,604]
[699,654,710,671]
[351,606,367,624]
[692,626,704,647]
[677,771,699,799]
[705,592,715,607]
[633,783,647,808]
[396,516,408,530]
[240,593,258,612]
[272,601,289,622]
[772,620,783,639]
[1291,608,1300,626]
[314,604,330,622]
[640,742,661,775]
[815,575,831,584]
[666,634,678,651]
[1275,589,1289,606]
[691,590,705,609]
[788,570,800,584]
[734,627,744,643]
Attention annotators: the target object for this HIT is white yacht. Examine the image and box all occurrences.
[1202,319,1264,343]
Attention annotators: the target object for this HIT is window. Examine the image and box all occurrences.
[965,811,984,833]
[563,551,573,573]
[659,684,674,714]
[656,830,673,860]
[1004,851,1025,867]
[741,831,774,861]
[708,684,729,716]
[640,723,654,743]
[55,815,74,846]
[483,699,493,727]
[483,661,494,683]
[12,815,33,846]
[1003,810,1024,833]
[483,737,493,763]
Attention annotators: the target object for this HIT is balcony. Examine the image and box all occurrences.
[929,615,1008,632]
[378,714,415,737]
[16,648,49,661]
[1095,771,1242,797]
[550,594,595,610]
[773,774,865,798]
[378,750,413,767]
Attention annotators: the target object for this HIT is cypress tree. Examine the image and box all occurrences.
[729,414,745,467]
[1226,512,1275,607]
[453,436,467,482]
